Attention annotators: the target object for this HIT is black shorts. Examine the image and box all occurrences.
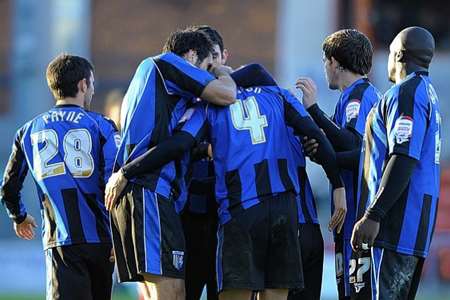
[371,247,424,300]
[288,223,324,300]
[216,192,303,292]
[44,243,114,300]
[110,183,186,282]
[349,249,372,299]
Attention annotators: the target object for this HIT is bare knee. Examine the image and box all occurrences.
[220,289,253,300]
[142,274,185,300]
[257,288,288,300]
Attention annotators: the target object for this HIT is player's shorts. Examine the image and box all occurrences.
[216,191,303,292]
[335,235,352,299]
[349,249,372,299]
[371,247,424,300]
[45,243,114,300]
[110,183,186,282]
[288,223,324,300]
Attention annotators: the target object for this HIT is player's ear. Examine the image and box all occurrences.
[221,49,229,65]
[184,49,198,66]
[395,50,404,63]
[78,78,87,94]
[330,57,341,70]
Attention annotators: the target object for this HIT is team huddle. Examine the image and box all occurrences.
[0,24,441,300]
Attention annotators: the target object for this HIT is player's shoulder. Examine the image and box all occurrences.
[393,72,430,104]
[345,78,376,102]
[153,52,184,66]
[85,111,118,132]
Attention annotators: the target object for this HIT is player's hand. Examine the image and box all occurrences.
[210,65,233,77]
[14,214,37,240]
[295,77,318,109]
[351,215,380,252]
[105,169,128,211]
[329,187,347,233]
[109,248,115,263]
[302,136,319,161]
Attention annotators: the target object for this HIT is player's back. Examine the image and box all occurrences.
[206,86,299,223]
[18,105,117,249]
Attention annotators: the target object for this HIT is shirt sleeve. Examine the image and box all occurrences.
[230,63,278,87]
[100,118,121,182]
[280,88,310,117]
[179,103,210,143]
[155,53,215,98]
[1,127,29,223]
[352,89,380,135]
[386,82,428,160]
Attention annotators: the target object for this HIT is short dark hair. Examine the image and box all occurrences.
[46,54,94,100]
[162,28,214,62]
[190,25,224,52]
[322,29,373,75]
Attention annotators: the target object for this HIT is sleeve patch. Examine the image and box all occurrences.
[179,108,195,123]
[114,133,122,147]
[394,116,413,144]
[346,99,361,122]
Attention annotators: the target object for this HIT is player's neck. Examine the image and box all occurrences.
[338,73,365,91]
[55,97,84,108]
[395,64,428,83]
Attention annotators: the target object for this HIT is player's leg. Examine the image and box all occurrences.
[143,274,185,300]
[219,289,253,300]
[45,245,92,300]
[371,247,424,300]
[205,212,219,300]
[265,192,304,293]
[84,243,115,300]
[110,183,146,282]
[182,210,209,300]
[111,183,186,299]
[216,201,267,297]
[257,289,288,300]
[288,223,324,300]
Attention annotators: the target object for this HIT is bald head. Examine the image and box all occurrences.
[388,27,435,82]
[391,26,435,68]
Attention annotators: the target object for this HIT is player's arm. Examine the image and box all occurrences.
[155,56,236,106]
[1,128,37,240]
[105,105,209,210]
[336,149,361,170]
[306,104,362,151]
[101,118,121,182]
[296,77,362,151]
[282,90,343,189]
[1,128,29,224]
[201,65,236,105]
[365,155,417,221]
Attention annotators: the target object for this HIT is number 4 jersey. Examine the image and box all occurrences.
[1,104,120,249]
[181,86,330,225]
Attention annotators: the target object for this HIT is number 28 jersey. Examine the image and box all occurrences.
[1,104,120,249]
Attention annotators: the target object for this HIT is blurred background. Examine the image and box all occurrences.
[0,0,449,299]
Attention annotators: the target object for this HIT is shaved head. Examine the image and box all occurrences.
[388,26,435,82]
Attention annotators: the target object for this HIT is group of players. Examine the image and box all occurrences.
[0,22,440,300]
